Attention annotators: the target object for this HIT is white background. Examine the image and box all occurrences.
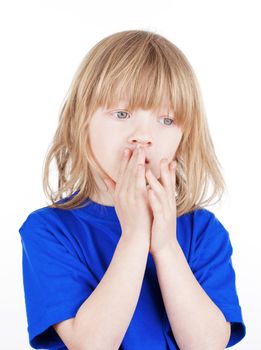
[0,0,260,349]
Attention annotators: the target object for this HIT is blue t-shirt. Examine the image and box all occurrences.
[18,196,246,349]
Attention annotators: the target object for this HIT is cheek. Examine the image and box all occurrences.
[168,135,182,159]
[88,118,125,178]
[93,145,124,182]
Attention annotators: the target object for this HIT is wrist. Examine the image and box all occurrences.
[119,233,150,252]
[151,239,180,260]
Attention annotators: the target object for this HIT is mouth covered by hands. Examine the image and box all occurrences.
[103,145,178,255]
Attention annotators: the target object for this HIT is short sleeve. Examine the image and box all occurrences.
[18,210,97,349]
[191,209,246,348]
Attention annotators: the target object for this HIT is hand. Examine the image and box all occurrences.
[103,146,152,248]
[145,158,178,256]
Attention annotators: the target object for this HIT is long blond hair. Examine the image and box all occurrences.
[42,29,226,217]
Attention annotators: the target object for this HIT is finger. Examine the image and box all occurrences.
[169,160,177,196]
[159,158,174,205]
[119,146,139,195]
[125,146,142,193]
[148,187,161,211]
[104,147,141,196]
[145,168,166,205]
[111,147,131,194]
[135,147,146,190]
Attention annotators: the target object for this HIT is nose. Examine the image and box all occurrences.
[130,141,151,163]
[132,140,151,150]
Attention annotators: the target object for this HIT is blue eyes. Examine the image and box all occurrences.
[111,110,175,127]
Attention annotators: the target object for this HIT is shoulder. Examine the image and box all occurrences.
[184,207,228,236]
[18,205,92,263]
[179,208,230,250]
[19,206,60,229]
[193,207,216,221]
[18,205,81,238]
[190,208,232,256]
[193,208,229,236]
[193,208,223,232]
[178,207,218,233]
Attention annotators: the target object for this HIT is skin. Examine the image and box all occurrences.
[88,100,231,348]
[88,98,183,206]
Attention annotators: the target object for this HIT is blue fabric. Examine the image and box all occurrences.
[18,195,246,349]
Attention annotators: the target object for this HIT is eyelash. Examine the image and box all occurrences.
[110,110,175,127]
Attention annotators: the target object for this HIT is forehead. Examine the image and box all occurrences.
[115,95,172,111]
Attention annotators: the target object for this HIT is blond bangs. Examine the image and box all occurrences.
[89,33,194,130]
[43,30,226,216]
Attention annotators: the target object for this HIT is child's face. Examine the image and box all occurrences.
[88,99,182,205]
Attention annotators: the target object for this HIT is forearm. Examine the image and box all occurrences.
[153,241,230,350]
[73,234,149,350]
